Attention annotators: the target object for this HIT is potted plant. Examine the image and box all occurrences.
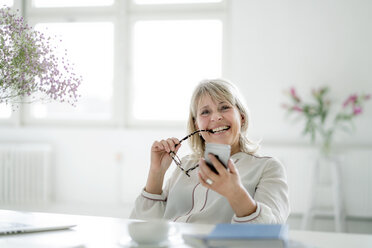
[282,86,370,155]
[283,86,370,231]
[0,7,81,108]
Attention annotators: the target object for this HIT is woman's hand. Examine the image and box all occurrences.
[146,137,181,195]
[150,137,180,174]
[198,154,243,198]
[198,154,257,217]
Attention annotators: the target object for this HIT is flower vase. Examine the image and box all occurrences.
[301,149,346,232]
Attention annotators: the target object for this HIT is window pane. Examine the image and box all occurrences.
[0,0,13,7]
[132,20,222,121]
[30,22,114,120]
[0,104,12,119]
[134,0,222,4]
[32,0,114,8]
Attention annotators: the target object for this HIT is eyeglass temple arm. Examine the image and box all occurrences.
[175,129,213,147]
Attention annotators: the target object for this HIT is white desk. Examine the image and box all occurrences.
[0,210,372,248]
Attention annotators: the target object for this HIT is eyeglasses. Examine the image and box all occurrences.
[169,129,213,177]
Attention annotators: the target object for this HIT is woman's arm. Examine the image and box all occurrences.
[145,137,180,194]
[130,137,181,220]
[226,185,257,217]
[232,158,290,224]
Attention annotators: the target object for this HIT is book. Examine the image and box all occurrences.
[183,223,288,248]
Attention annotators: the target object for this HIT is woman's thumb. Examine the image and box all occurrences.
[228,159,237,173]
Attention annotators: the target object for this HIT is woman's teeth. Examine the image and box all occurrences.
[212,126,229,133]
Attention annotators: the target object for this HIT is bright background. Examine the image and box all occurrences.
[1,0,371,234]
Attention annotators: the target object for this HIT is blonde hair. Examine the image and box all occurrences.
[187,78,259,158]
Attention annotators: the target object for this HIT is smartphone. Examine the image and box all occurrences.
[204,143,231,174]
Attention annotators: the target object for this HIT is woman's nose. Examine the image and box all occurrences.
[211,112,223,121]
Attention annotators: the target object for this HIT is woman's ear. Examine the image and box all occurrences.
[194,121,199,130]
[241,114,245,127]
[193,117,198,129]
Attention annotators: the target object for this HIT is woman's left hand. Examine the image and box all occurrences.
[198,154,244,198]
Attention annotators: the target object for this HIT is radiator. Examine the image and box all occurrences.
[0,144,52,205]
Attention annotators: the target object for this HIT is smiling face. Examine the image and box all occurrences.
[195,94,243,155]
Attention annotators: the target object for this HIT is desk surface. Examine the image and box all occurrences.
[1,210,372,248]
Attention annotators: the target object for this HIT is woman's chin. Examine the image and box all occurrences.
[207,138,230,145]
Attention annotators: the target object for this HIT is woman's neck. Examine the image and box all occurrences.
[230,144,241,155]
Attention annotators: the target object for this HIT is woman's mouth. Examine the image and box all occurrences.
[209,126,230,133]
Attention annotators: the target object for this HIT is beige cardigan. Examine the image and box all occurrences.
[130,152,290,224]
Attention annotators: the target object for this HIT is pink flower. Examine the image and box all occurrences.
[364,94,371,100]
[292,106,303,112]
[343,94,357,108]
[290,87,295,96]
[290,87,301,103]
[353,106,362,115]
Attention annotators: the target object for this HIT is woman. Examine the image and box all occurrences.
[130,79,290,224]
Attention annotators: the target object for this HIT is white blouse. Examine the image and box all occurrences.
[130,152,290,224]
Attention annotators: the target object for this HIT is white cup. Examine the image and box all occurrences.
[127,220,177,245]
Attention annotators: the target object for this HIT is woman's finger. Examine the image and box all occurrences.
[167,138,177,152]
[171,138,181,151]
[152,141,164,151]
[160,140,171,153]
[199,158,218,181]
[198,166,206,180]
[227,159,236,174]
[208,154,228,176]
[198,171,210,188]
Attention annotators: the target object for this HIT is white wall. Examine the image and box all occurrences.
[229,0,372,144]
[1,0,372,232]
[0,127,185,207]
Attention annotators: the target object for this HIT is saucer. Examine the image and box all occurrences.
[118,235,183,248]
[118,240,171,248]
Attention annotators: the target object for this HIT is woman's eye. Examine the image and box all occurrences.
[201,110,210,115]
[221,105,231,111]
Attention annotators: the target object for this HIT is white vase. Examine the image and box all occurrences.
[301,151,346,232]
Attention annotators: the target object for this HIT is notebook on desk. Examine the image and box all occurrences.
[183,223,288,248]
[0,221,76,235]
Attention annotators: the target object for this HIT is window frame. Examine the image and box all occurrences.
[0,0,229,128]
[126,0,230,128]
[20,0,124,127]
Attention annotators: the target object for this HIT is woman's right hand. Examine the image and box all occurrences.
[150,137,181,175]
[145,138,181,195]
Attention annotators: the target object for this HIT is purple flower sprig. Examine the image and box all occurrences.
[282,86,370,154]
[0,7,82,107]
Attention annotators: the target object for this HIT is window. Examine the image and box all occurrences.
[22,0,117,124]
[32,0,114,8]
[27,22,114,121]
[0,105,11,119]
[0,0,13,7]
[0,0,227,126]
[128,0,227,125]
[134,0,222,4]
[131,19,222,122]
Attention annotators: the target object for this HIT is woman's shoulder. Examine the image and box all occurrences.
[234,151,272,161]
[236,152,286,181]
[235,152,283,168]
